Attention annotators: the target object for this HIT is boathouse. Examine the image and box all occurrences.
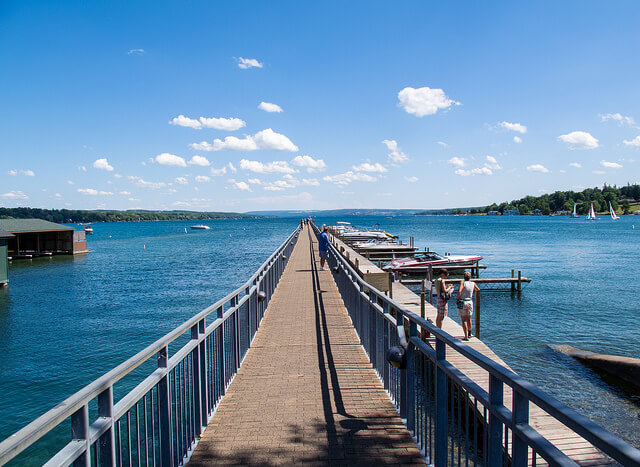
[0,230,13,286]
[0,219,88,259]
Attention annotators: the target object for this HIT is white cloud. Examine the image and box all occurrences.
[229,179,252,191]
[153,153,187,167]
[352,162,387,173]
[569,162,582,168]
[526,164,550,173]
[127,49,145,55]
[67,180,75,185]
[498,121,527,134]
[210,166,227,176]
[93,158,114,171]
[323,171,378,185]
[119,191,131,195]
[78,165,87,172]
[397,86,460,117]
[191,128,298,152]
[447,157,466,168]
[227,162,237,173]
[264,186,284,191]
[8,169,34,176]
[455,167,493,176]
[558,131,599,150]
[301,178,320,186]
[623,135,640,148]
[600,160,623,169]
[237,57,263,69]
[188,155,210,166]
[437,141,448,147]
[258,102,283,113]
[77,188,113,195]
[485,155,502,170]
[248,178,262,185]
[114,173,122,178]
[170,115,245,131]
[513,136,523,144]
[593,170,606,175]
[291,155,326,172]
[239,159,297,174]
[1,190,28,199]
[405,176,419,183]
[175,177,189,185]
[195,175,211,182]
[600,113,636,127]
[382,140,408,163]
[127,176,166,189]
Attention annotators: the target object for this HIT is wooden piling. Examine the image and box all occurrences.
[517,270,522,292]
[511,269,515,292]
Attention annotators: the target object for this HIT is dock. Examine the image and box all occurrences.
[1,224,638,466]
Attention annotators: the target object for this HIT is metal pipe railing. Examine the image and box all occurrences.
[0,226,301,466]
[311,223,640,467]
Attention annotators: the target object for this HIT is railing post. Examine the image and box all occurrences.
[71,404,89,467]
[217,306,226,394]
[97,387,115,466]
[382,301,390,391]
[488,374,504,466]
[397,310,408,421]
[198,319,207,422]
[157,346,173,466]
[512,390,529,466]
[191,321,204,435]
[406,320,417,434]
[434,338,448,467]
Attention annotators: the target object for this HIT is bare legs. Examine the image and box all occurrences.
[460,314,472,340]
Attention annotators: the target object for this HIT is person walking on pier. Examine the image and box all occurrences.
[317,225,330,270]
[457,271,479,341]
[435,269,453,329]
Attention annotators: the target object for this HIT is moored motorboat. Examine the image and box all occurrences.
[84,225,93,234]
[190,225,211,230]
[383,251,483,272]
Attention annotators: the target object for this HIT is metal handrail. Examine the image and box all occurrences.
[312,223,640,466]
[0,226,301,465]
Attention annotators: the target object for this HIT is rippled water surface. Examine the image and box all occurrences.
[1,215,638,459]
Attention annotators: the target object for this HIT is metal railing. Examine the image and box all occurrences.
[0,226,300,466]
[313,224,640,467]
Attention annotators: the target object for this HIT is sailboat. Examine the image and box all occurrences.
[571,203,580,218]
[586,203,598,220]
[609,202,620,220]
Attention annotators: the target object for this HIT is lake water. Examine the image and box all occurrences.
[1,215,639,461]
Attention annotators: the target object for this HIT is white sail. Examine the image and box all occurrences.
[586,203,597,220]
[572,203,579,217]
[609,202,620,220]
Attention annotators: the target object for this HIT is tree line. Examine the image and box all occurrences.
[446,184,640,216]
[0,207,264,223]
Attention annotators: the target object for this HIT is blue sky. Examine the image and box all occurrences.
[1,1,639,212]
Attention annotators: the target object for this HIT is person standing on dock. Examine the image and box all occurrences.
[317,225,330,271]
[435,269,453,329]
[456,271,479,341]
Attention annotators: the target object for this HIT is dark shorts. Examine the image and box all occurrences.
[319,250,329,259]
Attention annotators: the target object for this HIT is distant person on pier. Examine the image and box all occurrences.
[435,269,453,329]
[456,271,479,341]
[317,225,330,270]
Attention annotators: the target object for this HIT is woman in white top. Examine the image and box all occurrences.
[457,271,479,341]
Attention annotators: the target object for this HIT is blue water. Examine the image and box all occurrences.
[1,216,639,460]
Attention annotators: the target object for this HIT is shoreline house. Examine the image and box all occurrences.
[0,219,88,260]
[0,229,13,286]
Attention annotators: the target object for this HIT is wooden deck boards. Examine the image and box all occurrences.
[330,235,612,466]
[189,226,424,466]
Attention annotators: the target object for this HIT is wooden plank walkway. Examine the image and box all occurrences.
[189,226,425,466]
[330,235,612,465]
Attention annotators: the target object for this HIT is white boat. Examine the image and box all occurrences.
[571,203,580,218]
[84,226,93,234]
[609,202,620,220]
[190,225,211,230]
[383,252,483,272]
[586,203,598,220]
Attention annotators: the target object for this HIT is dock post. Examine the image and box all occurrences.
[474,290,480,339]
[434,339,448,467]
[355,258,359,271]
[511,269,515,292]
[488,375,504,466]
[97,387,115,465]
[517,270,522,293]
[388,273,393,299]
[158,346,174,465]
